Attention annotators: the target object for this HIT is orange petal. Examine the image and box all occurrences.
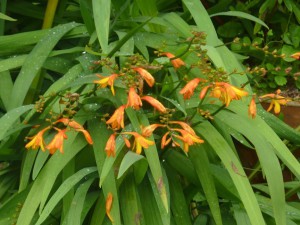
[106,192,114,222]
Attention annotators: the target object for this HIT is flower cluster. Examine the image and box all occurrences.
[25,118,93,154]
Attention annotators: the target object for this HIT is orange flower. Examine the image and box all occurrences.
[122,132,154,154]
[168,121,196,135]
[162,52,185,68]
[25,126,51,151]
[291,52,300,60]
[210,82,248,106]
[161,131,171,149]
[172,128,204,152]
[259,89,290,114]
[141,96,167,113]
[126,87,142,110]
[179,78,203,99]
[248,95,257,119]
[55,118,93,144]
[46,128,68,154]
[106,105,126,130]
[133,67,155,87]
[94,73,119,95]
[142,124,166,137]
[105,133,116,157]
[106,192,114,222]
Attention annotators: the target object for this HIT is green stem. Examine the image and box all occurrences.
[42,0,59,29]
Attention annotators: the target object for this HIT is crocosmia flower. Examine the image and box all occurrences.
[142,124,166,137]
[141,96,167,113]
[126,87,142,110]
[162,52,185,69]
[25,126,51,151]
[133,67,155,87]
[46,128,68,154]
[259,89,290,114]
[94,73,119,95]
[106,192,114,222]
[291,52,300,60]
[105,133,116,157]
[172,128,204,152]
[106,105,126,130]
[122,132,154,154]
[55,118,93,144]
[179,78,204,99]
[248,95,257,119]
[204,82,248,106]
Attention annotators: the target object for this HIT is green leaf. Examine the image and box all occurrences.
[62,177,97,225]
[107,18,152,58]
[161,96,187,116]
[117,151,148,184]
[35,168,97,225]
[0,55,27,73]
[0,71,13,111]
[0,104,34,141]
[194,121,266,225]
[119,175,145,225]
[165,164,192,225]
[92,0,111,53]
[189,144,222,225]
[138,177,163,225]
[9,22,79,109]
[210,11,269,29]
[213,105,286,225]
[274,76,287,86]
[0,12,16,21]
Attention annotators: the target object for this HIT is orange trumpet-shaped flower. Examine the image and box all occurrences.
[168,121,196,135]
[161,131,171,149]
[172,128,204,152]
[126,87,142,110]
[55,118,93,144]
[209,82,248,106]
[46,128,68,154]
[142,124,166,137]
[291,52,300,60]
[106,192,114,222]
[94,73,119,95]
[25,126,51,151]
[133,67,155,87]
[106,105,126,130]
[105,133,116,157]
[141,96,167,113]
[122,132,154,154]
[162,52,185,69]
[259,89,290,114]
[180,78,203,99]
[248,95,257,119]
